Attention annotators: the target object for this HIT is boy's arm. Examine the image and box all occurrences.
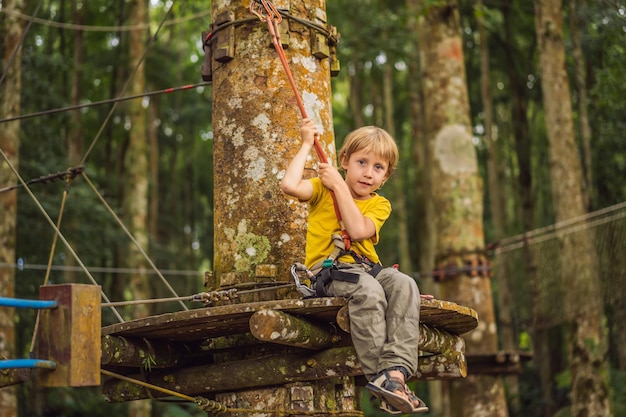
[279,119,317,201]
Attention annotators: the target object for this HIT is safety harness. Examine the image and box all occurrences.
[291,234,383,299]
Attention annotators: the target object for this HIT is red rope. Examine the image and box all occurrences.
[252,1,351,249]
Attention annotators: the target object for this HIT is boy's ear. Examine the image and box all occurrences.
[339,153,348,170]
[381,171,392,185]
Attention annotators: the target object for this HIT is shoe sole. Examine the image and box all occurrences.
[366,380,415,414]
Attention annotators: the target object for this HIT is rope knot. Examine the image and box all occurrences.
[195,397,228,413]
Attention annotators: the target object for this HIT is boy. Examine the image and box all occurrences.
[280,118,428,414]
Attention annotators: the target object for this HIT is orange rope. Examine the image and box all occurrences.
[250,0,351,249]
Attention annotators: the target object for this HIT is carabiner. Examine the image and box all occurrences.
[249,0,282,23]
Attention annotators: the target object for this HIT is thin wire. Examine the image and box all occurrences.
[0,82,211,125]
[82,173,188,311]
[100,283,295,307]
[0,262,201,276]
[80,3,174,164]
[0,0,43,88]
[102,295,196,307]
[0,6,212,32]
[29,176,73,356]
[494,208,626,255]
[0,166,83,193]
[494,200,626,254]
[0,147,125,323]
[101,369,199,403]
[4,201,624,280]
[0,9,336,126]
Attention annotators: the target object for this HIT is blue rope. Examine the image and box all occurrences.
[0,359,56,370]
[0,297,58,310]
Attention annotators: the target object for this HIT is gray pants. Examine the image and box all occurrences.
[327,263,421,381]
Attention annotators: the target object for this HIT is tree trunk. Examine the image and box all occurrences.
[124,1,152,416]
[533,1,611,416]
[406,0,434,281]
[0,1,24,416]
[477,0,520,413]
[417,2,508,416]
[568,0,593,208]
[210,0,336,291]
[124,0,151,319]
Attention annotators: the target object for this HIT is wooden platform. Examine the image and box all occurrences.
[100,297,478,402]
[102,297,478,341]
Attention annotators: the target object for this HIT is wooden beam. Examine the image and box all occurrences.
[249,309,345,349]
[36,284,101,387]
[413,351,467,380]
[418,323,465,355]
[102,346,467,402]
[101,335,201,368]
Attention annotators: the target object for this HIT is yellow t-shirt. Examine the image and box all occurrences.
[304,177,391,269]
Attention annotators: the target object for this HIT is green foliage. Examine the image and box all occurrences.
[518,331,531,350]
[587,6,626,208]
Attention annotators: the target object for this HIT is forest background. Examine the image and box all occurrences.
[0,0,625,417]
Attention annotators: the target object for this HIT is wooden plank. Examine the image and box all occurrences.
[420,298,479,335]
[101,335,200,368]
[101,297,477,343]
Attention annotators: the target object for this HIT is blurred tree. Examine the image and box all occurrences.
[123,1,151,417]
[533,0,611,416]
[0,0,25,415]
[417,1,508,416]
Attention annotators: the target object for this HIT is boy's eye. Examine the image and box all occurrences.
[358,160,366,165]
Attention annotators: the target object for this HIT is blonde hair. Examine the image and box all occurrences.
[338,126,399,179]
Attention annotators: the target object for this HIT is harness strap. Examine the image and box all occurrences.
[314,267,360,297]
[369,264,384,278]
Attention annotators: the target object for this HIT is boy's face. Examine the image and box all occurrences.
[340,148,390,200]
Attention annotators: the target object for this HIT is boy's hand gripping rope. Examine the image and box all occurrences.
[250,0,351,250]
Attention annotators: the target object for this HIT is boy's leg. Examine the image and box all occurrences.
[375,267,421,375]
[367,268,428,414]
[326,264,427,414]
[326,264,386,379]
